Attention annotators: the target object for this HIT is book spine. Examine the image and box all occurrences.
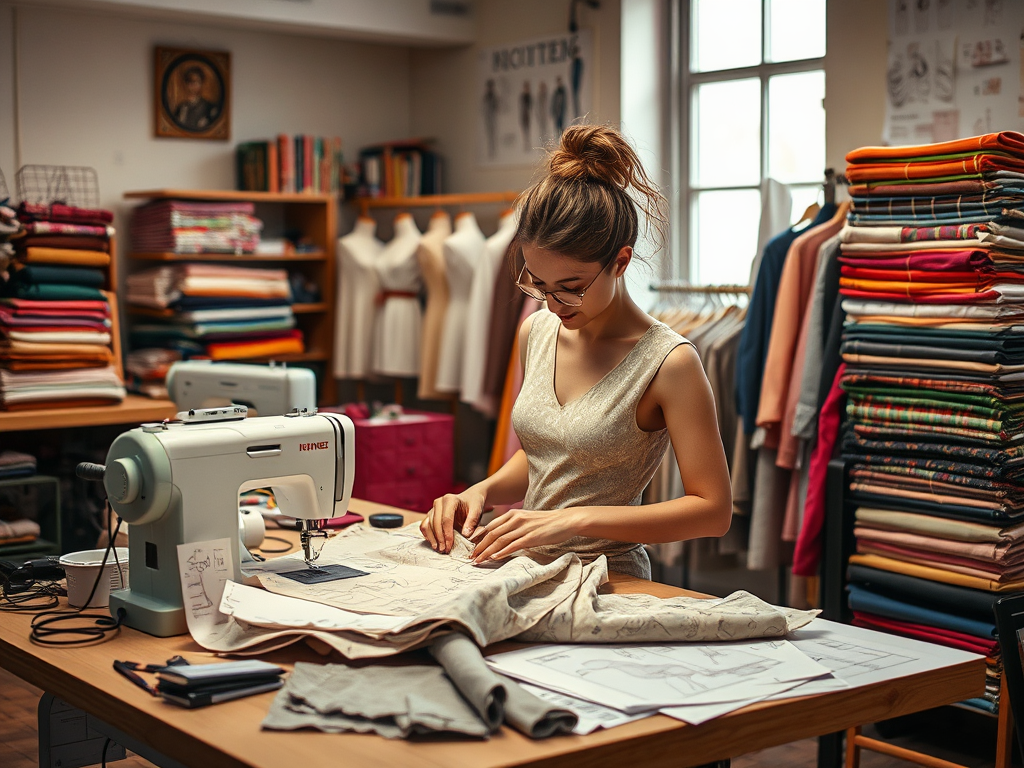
[267,141,279,193]
[304,136,313,193]
[294,135,304,195]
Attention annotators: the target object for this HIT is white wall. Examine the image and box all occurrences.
[0,1,412,244]
[408,0,622,197]
[826,0,888,177]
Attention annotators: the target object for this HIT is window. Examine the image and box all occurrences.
[676,0,826,286]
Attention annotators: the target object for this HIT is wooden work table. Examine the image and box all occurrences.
[0,499,985,768]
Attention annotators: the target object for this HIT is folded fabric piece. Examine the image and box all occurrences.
[844,449,1024,481]
[849,180,995,197]
[843,353,1024,377]
[846,132,1024,164]
[840,223,986,243]
[0,449,37,480]
[839,251,993,271]
[846,563,1000,621]
[850,552,1024,591]
[855,524,1024,566]
[17,202,114,225]
[2,283,107,301]
[8,264,106,288]
[125,348,182,381]
[856,539,1024,579]
[850,468,1023,502]
[22,221,113,237]
[843,298,1024,319]
[19,247,110,267]
[205,330,304,360]
[847,584,996,639]
[843,340,1024,365]
[0,519,40,540]
[851,611,999,656]
[851,482,1021,513]
[5,330,111,345]
[842,372,1024,404]
[840,267,1012,284]
[0,297,110,314]
[851,490,1022,524]
[16,235,110,251]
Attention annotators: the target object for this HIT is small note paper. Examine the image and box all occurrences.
[277,564,368,585]
[177,538,234,638]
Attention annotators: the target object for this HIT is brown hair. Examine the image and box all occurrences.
[513,124,666,269]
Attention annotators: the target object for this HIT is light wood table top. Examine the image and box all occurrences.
[0,499,985,768]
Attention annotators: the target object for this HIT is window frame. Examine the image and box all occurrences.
[671,0,826,284]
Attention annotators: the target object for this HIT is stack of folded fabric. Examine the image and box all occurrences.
[125,264,302,361]
[840,131,1024,717]
[0,449,36,479]
[125,348,182,399]
[0,203,124,410]
[130,200,262,254]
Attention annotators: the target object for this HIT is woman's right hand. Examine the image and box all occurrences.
[421,487,487,554]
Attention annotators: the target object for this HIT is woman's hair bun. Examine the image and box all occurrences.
[548,125,633,190]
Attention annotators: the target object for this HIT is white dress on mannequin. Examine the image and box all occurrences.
[416,212,453,400]
[334,216,384,379]
[460,209,517,414]
[371,213,423,378]
[435,212,486,393]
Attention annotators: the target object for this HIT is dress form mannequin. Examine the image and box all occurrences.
[371,212,423,378]
[416,211,454,399]
[334,216,384,379]
[435,211,486,393]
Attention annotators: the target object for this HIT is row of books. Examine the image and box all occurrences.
[236,135,344,195]
[359,142,442,198]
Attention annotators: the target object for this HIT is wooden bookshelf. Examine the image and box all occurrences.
[123,189,338,403]
[0,395,177,433]
[354,191,520,216]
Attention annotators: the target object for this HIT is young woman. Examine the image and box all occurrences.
[421,124,732,579]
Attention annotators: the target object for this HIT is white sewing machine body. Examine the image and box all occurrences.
[103,411,354,637]
[166,360,316,416]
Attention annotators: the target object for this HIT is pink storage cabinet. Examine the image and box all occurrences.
[346,410,454,513]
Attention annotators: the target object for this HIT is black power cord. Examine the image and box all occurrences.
[29,507,126,646]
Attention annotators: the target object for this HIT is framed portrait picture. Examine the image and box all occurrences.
[154,47,231,140]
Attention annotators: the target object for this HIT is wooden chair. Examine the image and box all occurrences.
[994,593,1024,766]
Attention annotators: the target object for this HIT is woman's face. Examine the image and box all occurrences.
[520,243,622,329]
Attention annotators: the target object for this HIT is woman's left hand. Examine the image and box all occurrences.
[470,508,577,564]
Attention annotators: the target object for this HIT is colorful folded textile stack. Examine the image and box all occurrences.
[0,204,124,410]
[125,264,302,361]
[130,200,262,255]
[125,348,181,398]
[840,132,1024,716]
[0,449,37,480]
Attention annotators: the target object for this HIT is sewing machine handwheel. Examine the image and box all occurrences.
[106,458,141,504]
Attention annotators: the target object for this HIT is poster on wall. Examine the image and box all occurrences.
[884,0,1024,145]
[477,30,593,167]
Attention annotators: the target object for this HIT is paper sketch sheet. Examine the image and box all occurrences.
[176,537,234,639]
[486,639,832,713]
[178,524,817,660]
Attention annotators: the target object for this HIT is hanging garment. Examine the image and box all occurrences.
[436,213,487,393]
[334,217,384,379]
[371,213,423,378]
[511,310,691,579]
[462,210,518,415]
[416,212,453,399]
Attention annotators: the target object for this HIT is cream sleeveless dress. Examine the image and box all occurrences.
[511,309,692,579]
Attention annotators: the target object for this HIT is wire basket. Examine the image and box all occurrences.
[15,165,99,208]
[0,167,9,205]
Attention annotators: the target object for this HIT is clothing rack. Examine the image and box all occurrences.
[650,282,751,295]
[355,191,521,216]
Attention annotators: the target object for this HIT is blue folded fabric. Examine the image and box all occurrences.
[847,584,997,639]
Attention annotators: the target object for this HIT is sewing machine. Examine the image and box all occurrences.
[100,408,355,637]
[166,360,316,416]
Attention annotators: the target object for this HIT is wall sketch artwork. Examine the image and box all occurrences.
[884,0,1024,143]
[477,30,593,167]
[154,46,231,140]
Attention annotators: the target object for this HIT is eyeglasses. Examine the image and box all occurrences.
[515,263,606,307]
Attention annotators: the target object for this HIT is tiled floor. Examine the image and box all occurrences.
[2,665,1013,768]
